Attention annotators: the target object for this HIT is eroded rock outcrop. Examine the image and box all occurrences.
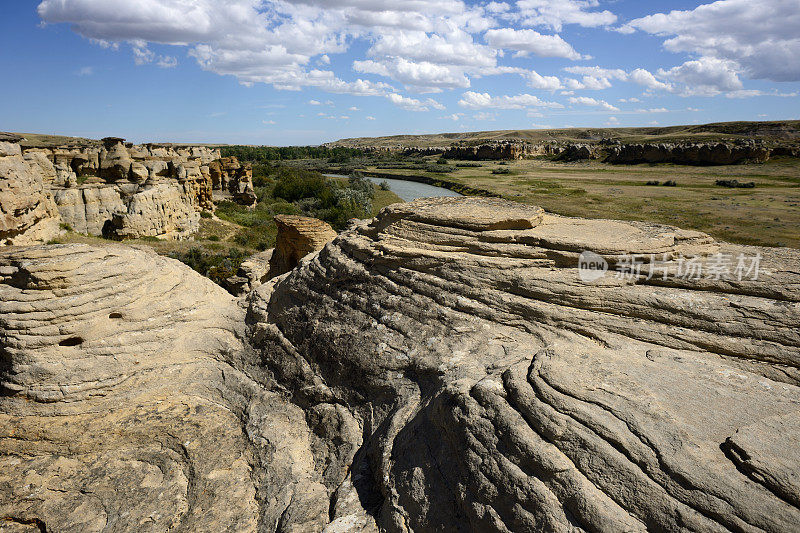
[250,197,800,532]
[269,214,338,277]
[2,198,799,532]
[0,133,60,245]
[208,156,257,206]
[0,245,340,532]
[1,134,235,241]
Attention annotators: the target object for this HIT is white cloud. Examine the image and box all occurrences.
[564,65,672,92]
[525,70,563,91]
[568,96,619,111]
[472,112,497,121]
[624,0,800,82]
[387,93,445,111]
[348,106,360,111]
[658,57,742,96]
[309,99,322,105]
[76,66,94,76]
[516,0,617,32]
[354,57,470,92]
[156,55,177,68]
[262,119,277,125]
[442,113,463,121]
[485,28,586,60]
[458,91,563,109]
[366,115,376,120]
[628,68,671,91]
[605,116,619,125]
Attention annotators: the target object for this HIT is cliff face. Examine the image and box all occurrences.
[2,198,798,532]
[0,134,60,245]
[1,134,256,242]
[604,141,771,165]
[408,139,781,165]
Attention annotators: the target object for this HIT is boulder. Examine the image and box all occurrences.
[225,248,274,296]
[269,215,338,277]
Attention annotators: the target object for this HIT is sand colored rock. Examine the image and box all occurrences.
[250,197,800,532]
[107,182,201,239]
[2,198,799,531]
[0,135,60,245]
[270,214,339,276]
[209,156,257,206]
[0,244,336,532]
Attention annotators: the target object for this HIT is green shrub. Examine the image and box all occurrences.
[199,210,213,219]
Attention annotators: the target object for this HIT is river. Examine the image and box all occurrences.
[324,174,463,202]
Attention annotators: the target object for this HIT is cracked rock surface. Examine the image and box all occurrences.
[2,197,799,532]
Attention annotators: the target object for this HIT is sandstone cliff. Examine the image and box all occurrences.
[1,133,259,242]
[1,198,799,532]
[400,139,779,165]
[0,134,61,245]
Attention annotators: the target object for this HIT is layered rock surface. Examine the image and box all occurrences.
[0,245,337,532]
[1,197,799,532]
[250,197,800,532]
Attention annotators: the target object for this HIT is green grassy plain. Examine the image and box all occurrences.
[353,157,800,248]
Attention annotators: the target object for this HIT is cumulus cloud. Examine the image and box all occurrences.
[354,57,469,92]
[458,91,563,109]
[484,28,587,60]
[515,0,617,32]
[33,0,600,99]
[658,57,742,96]
[564,65,672,92]
[568,96,619,111]
[624,0,800,82]
[387,93,445,111]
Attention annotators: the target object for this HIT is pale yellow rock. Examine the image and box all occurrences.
[270,214,339,276]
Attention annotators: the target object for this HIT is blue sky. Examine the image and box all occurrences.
[1,0,799,145]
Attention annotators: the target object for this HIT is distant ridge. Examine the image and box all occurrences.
[326,120,800,148]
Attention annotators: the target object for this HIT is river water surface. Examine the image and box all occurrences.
[325,174,463,202]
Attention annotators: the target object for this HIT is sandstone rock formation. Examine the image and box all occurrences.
[269,214,338,277]
[0,133,60,245]
[2,198,799,532]
[224,248,274,296]
[251,197,800,531]
[389,139,777,165]
[0,133,254,242]
[604,140,771,165]
[0,244,337,532]
[208,156,257,206]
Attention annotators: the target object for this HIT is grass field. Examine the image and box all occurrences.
[351,157,800,248]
